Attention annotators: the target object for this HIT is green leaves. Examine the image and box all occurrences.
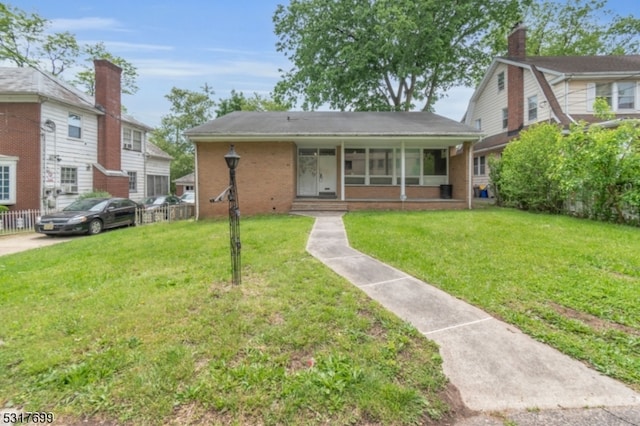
[493,117,640,225]
[273,0,522,111]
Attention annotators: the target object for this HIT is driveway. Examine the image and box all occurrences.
[0,233,75,257]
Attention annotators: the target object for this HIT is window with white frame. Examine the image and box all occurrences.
[474,156,486,176]
[128,171,137,192]
[60,167,78,193]
[595,83,613,107]
[618,82,636,109]
[528,95,538,121]
[68,113,82,138]
[147,175,169,196]
[344,147,448,186]
[123,128,143,151]
[588,82,637,111]
[497,71,505,91]
[502,108,508,129]
[0,158,18,204]
[475,119,482,130]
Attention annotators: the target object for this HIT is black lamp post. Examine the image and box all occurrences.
[224,145,241,285]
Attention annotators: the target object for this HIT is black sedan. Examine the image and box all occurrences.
[36,197,138,236]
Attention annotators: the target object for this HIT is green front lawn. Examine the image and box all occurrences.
[344,208,640,390]
[0,217,448,425]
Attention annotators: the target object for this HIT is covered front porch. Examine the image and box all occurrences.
[294,138,473,211]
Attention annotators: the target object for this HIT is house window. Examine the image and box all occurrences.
[128,171,137,192]
[474,156,486,176]
[344,147,448,186]
[475,119,481,130]
[502,108,508,129]
[60,167,78,193]
[394,148,421,185]
[123,128,143,151]
[68,113,82,139]
[344,149,366,184]
[369,148,393,185]
[147,175,169,196]
[423,149,447,176]
[595,83,613,107]
[0,159,17,205]
[618,82,635,109]
[497,71,505,91]
[528,95,538,121]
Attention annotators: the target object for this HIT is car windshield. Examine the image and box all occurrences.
[144,197,165,205]
[63,199,109,212]
[181,193,194,201]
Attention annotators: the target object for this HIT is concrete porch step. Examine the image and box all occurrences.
[290,200,349,212]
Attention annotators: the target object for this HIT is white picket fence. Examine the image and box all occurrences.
[0,205,195,236]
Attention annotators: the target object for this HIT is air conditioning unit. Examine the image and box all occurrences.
[124,143,133,150]
[61,184,77,194]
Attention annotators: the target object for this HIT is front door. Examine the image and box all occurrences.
[297,148,336,197]
[317,149,337,196]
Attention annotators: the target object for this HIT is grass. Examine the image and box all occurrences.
[0,216,449,425]
[344,207,640,390]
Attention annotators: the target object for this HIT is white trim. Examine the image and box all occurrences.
[340,141,345,201]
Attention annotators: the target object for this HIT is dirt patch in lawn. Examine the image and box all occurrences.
[549,302,639,337]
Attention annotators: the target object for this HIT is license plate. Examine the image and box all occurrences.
[43,223,54,230]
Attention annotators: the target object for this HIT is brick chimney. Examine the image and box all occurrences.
[507,24,526,134]
[93,59,128,197]
[94,59,122,171]
[508,23,526,58]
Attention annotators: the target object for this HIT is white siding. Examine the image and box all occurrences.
[523,70,544,125]
[41,101,99,209]
[121,127,146,202]
[469,63,509,136]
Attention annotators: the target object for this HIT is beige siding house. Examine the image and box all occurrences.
[465,24,640,194]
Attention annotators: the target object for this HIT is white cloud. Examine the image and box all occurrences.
[133,59,283,79]
[81,40,174,52]
[49,17,127,32]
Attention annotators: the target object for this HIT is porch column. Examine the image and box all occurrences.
[400,141,406,201]
[466,141,473,209]
[340,141,345,201]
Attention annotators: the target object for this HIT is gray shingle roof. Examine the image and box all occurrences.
[185,111,482,138]
[504,55,640,74]
[146,141,173,160]
[0,67,99,112]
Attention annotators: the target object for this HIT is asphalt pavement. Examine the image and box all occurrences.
[305,212,640,425]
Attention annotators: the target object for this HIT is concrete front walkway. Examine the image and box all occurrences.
[305,213,640,424]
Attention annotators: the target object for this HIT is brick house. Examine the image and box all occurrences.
[464,24,640,191]
[0,60,171,212]
[185,111,481,218]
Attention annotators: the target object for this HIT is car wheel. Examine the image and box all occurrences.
[88,219,103,235]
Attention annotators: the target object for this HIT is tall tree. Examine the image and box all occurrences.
[487,0,640,56]
[273,0,524,112]
[0,4,137,94]
[72,42,139,95]
[150,85,216,190]
[215,89,290,117]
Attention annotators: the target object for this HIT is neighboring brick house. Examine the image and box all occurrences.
[464,24,640,191]
[185,111,481,218]
[0,60,171,211]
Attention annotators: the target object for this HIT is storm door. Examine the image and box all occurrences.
[297,148,336,197]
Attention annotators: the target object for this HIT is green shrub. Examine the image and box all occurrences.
[0,205,9,213]
[497,122,564,212]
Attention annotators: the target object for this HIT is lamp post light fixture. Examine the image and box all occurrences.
[224,145,241,285]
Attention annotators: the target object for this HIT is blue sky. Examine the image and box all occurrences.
[9,0,638,128]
